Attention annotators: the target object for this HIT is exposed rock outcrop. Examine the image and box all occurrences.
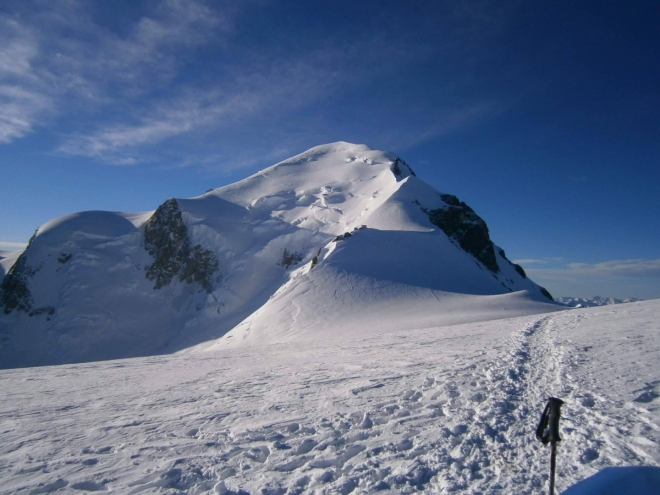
[426,194,499,273]
[391,158,417,180]
[279,249,304,268]
[144,198,219,293]
[180,245,220,293]
[0,254,38,314]
[57,253,72,264]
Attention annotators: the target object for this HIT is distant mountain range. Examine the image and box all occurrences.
[556,296,643,308]
[0,142,562,368]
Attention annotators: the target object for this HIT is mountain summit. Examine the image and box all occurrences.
[0,142,559,368]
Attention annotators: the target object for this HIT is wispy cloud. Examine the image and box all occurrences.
[55,31,430,164]
[567,259,660,278]
[45,0,227,96]
[526,259,660,299]
[513,257,565,265]
[528,259,660,279]
[58,91,257,160]
[0,241,28,251]
[0,0,226,144]
[1,0,521,167]
[0,18,51,142]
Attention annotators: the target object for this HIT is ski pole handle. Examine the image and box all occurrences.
[546,397,564,443]
[536,397,564,444]
[536,398,564,495]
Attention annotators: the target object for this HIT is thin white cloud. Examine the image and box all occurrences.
[2,0,521,167]
[0,0,226,144]
[55,33,424,163]
[526,259,660,300]
[0,20,37,78]
[0,18,51,142]
[0,241,28,250]
[568,259,660,278]
[57,90,259,161]
[513,257,565,265]
[47,0,226,94]
[0,87,50,143]
[527,259,660,280]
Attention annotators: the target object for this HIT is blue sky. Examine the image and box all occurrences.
[1,0,659,299]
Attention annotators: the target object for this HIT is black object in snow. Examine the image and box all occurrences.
[536,397,564,495]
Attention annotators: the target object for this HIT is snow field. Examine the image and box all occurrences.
[1,300,658,494]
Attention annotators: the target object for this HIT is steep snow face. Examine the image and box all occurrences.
[205,229,560,349]
[208,142,415,235]
[0,142,559,367]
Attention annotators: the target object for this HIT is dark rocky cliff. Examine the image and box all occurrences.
[144,198,219,293]
[0,254,37,315]
[426,194,499,273]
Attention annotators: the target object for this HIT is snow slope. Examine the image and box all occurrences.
[202,234,559,349]
[1,299,658,494]
[0,142,558,368]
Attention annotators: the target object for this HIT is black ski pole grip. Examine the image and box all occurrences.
[536,397,564,444]
[546,397,564,443]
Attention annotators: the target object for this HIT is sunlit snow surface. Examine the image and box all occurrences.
[2,300,659,494]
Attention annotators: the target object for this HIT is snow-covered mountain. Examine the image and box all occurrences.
[556,296,643,308]
[0,142,560,368]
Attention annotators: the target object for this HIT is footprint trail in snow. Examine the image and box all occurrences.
[0,301,659,494]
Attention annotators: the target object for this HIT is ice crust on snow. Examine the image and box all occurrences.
[0,142,558,368]
[0,300,659,493]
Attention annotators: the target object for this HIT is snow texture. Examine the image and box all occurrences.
[0,300,659,493]
[0,142,558,368]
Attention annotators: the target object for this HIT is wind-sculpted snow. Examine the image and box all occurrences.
[0,300,658,493]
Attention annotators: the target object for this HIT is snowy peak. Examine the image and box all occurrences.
[208,142,415,234]
[0,143,560,367]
